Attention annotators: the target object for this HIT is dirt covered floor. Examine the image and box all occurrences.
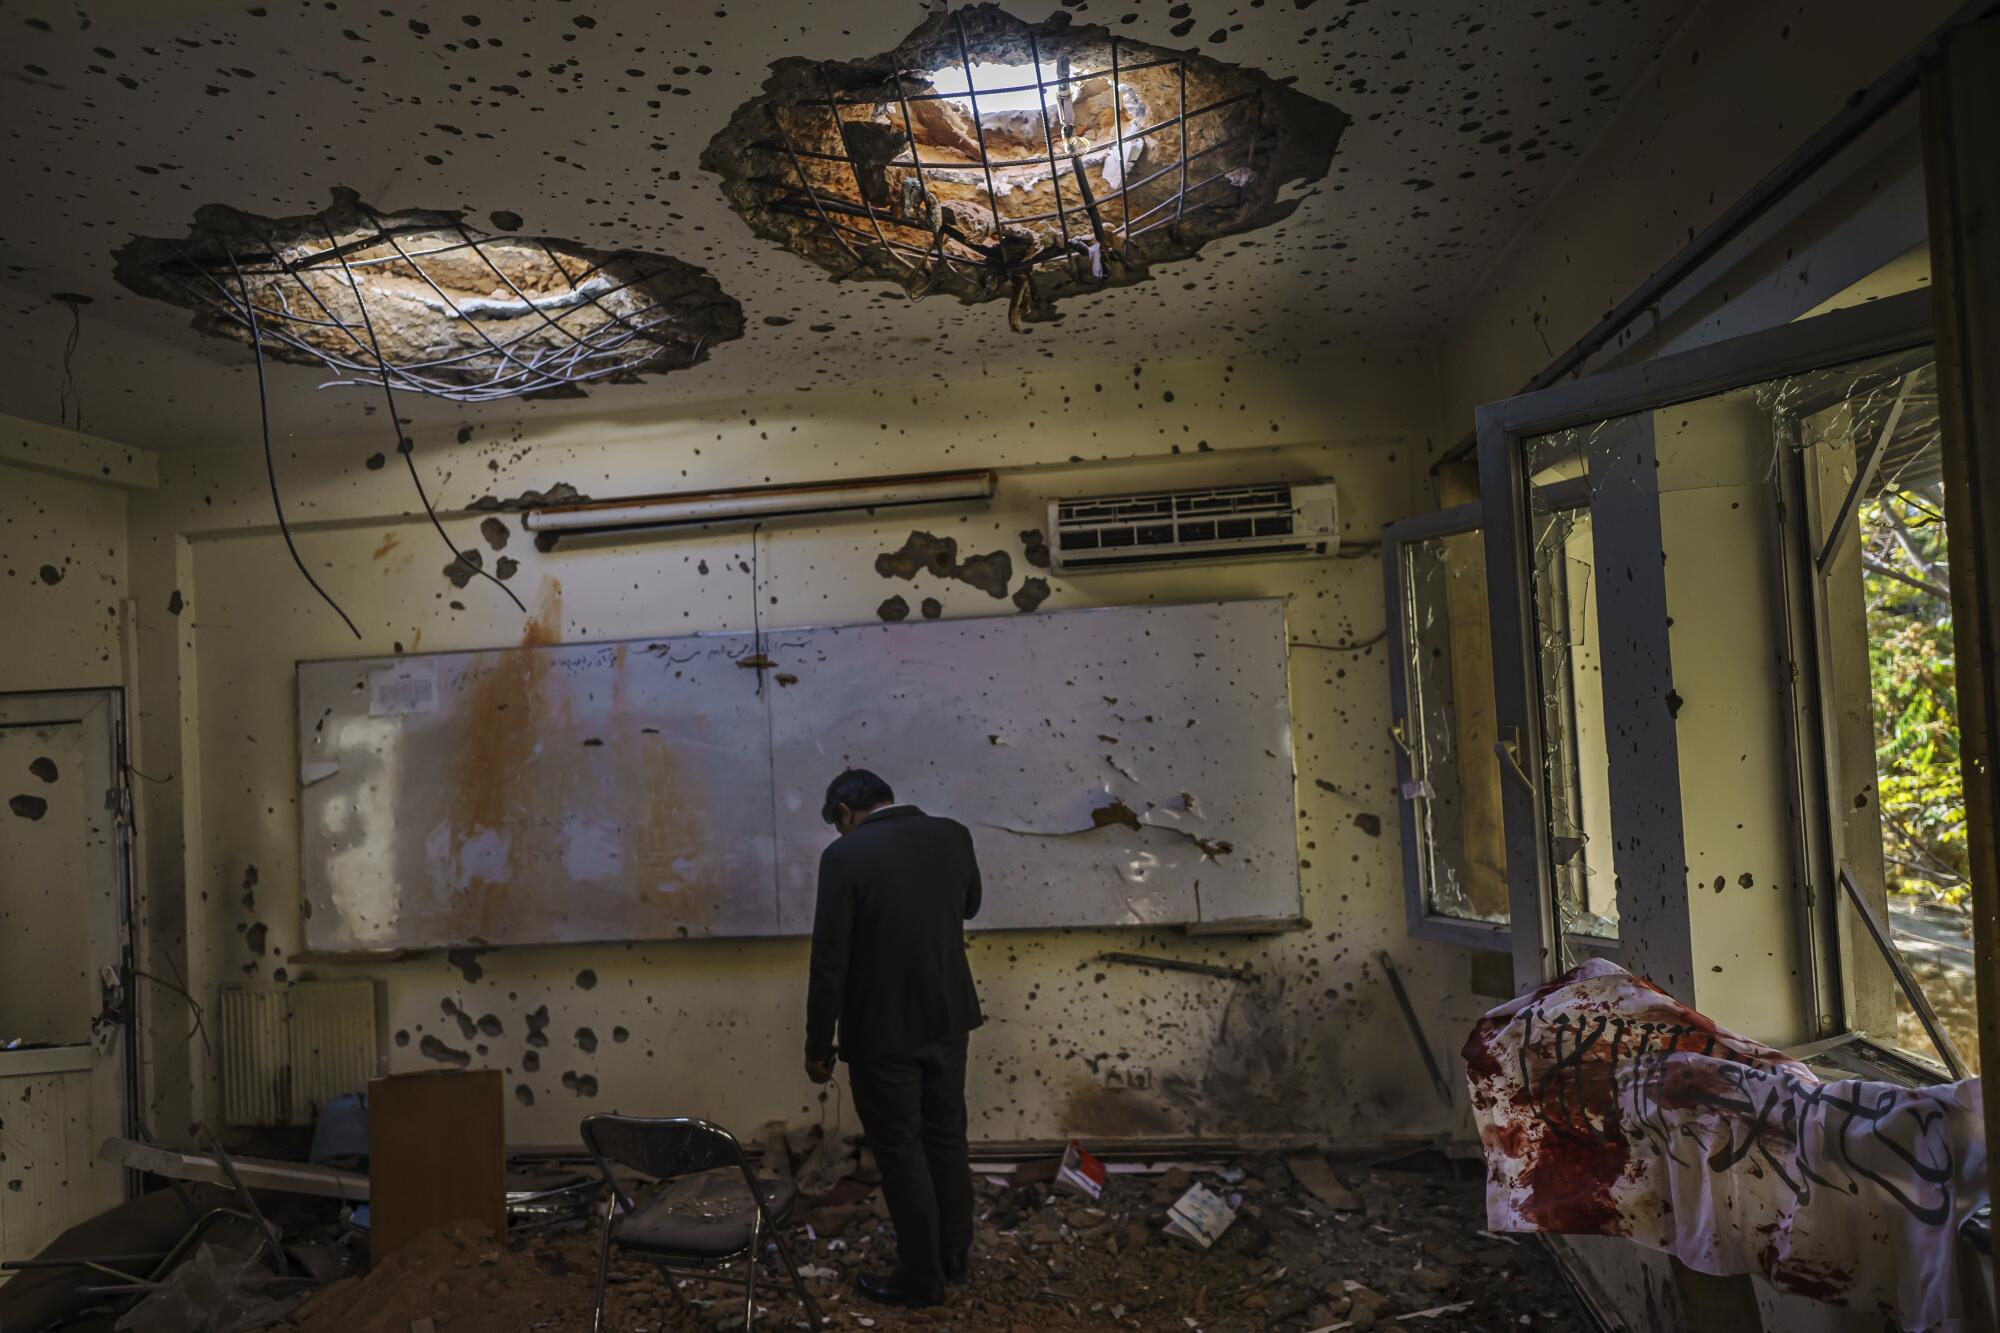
[279,1153,1589,1333]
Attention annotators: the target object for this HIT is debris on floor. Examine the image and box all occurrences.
[291,1147,1588,1332]
[1161,1182,1236,1249]
[280,1222,576,1333]
[115,1241,311,1333]
[98,1138,369,1201]
[18,1140,1591,1333]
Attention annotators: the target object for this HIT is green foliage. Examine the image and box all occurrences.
[1862,487,1965,905]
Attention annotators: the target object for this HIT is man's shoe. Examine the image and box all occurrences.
[942,1252,971,1286]
[855,1272,945,1307]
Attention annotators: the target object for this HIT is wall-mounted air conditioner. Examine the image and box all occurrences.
[1049,480,1338,573]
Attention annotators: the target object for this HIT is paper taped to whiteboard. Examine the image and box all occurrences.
[369,660,438,716]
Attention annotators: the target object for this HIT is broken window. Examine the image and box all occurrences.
[701,4,1346,329]
[1521,433,1620,942]
[1783,351,1976,1074]
[1389,517,1510,937]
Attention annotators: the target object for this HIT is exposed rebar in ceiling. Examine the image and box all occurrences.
[702,5,1347,330]
[114,189,745,402]
[113,190,748,627]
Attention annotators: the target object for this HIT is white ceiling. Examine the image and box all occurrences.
[0,0,1695,450]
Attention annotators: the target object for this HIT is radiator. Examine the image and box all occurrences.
[219,981,377,1126]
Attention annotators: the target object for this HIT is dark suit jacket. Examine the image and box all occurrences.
[805,805,984,1064]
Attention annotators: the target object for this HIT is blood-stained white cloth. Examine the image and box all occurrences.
[1464,959,1985,1331]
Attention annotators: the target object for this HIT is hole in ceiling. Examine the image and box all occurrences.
[113,188,745,402]
[702,4,1347,330]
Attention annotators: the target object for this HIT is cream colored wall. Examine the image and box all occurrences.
[0,420,144,694]
[1433,0,1959,441]
[127,343,1479,1147]
[1653,394,1816,1043]
[0,418,195,1160]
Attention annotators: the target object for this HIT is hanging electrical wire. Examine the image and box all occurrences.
[311,215,528,617]
[51,291,91,432]
[114,192,748,634]
[223,248,362,640]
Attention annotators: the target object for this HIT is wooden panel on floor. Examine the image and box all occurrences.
[368,1069,505,1264]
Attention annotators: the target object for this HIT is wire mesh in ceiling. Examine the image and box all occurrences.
[114,189,744,402]
[702,4,1347,330]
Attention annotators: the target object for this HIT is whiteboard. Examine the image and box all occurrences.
[767,602,1301,932]
[298,634,777,950]
[297,600,1299,951]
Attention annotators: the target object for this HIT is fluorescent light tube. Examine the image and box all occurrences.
[521,469,997,534]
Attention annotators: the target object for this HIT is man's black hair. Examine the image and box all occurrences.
[822,768,894,825]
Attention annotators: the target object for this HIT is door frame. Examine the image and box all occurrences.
[0,686,140,1177]
[1475,287,1937,995]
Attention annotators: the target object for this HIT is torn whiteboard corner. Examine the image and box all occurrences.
[368,659,438,716]
[1162,1183,1236,1249]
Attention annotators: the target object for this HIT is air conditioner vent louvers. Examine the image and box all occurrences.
[1050,481,1337,573]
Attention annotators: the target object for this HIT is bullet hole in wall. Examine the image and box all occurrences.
[446,948,486,984]
[1013,577,1051,613]
[419,1034,470,1067]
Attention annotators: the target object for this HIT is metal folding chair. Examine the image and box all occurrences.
[580,1114,822,1332]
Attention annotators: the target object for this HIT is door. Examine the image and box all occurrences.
[0,689,132,1267]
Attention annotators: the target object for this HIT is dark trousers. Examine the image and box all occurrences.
[845,1033,973,1290]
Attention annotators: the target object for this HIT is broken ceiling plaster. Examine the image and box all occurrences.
[113,189,746,401]
[701,4,1347,327]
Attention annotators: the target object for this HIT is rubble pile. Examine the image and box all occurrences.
[271,1149,1588,1332]
[283,1222,583,1333]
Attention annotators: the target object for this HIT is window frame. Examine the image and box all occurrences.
[1385,483,1601,956]
[1777,353,1972,1077]
[1383,500,1511,951]
[1472,287,1937,996]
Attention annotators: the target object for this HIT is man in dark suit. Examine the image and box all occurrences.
[804,768,983,1308]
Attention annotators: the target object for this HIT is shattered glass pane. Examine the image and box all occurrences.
[1504,339,1972,1068]
[1517,445,1620,944]
[1401,530,1508,925]
[1780,348,1978,1073]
